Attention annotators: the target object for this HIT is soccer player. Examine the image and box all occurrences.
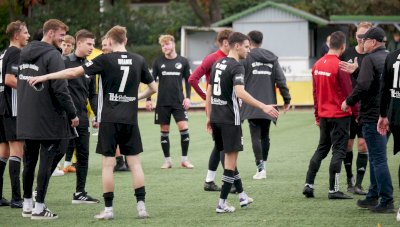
[147,34,193,169]
[339,22,372,195]
[18,19,78,220]
[28,25,157,220]
[342,27,395,213]
[206,32,279,213]
[189,29,233,191]
[241,30,291,180]
[377,48,400,220]
[61,34,75,56]
[101,35,129,172]
[303,31,354,200]
[0,20,30,208]
[50,29,99,203]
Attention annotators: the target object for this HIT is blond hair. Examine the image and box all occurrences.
[158,34,175,45]
[357,22,373,30]
[63,35,75,44]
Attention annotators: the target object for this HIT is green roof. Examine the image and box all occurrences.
[330,15,400,23]
[212,1,329,27]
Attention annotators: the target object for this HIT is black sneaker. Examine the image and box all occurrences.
[31,206,58,220]
[354,186,367,195]
[0,197,10,206]
[302,185,314,198]
[328,191,352,199]
[10,199,23,208]
[204,181,221,191]
[72,192,100,204]
[370,202,395,213]
[357,198,379,209]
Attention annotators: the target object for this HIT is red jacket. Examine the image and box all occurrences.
[312,54,354,123]
[188,49,227,100]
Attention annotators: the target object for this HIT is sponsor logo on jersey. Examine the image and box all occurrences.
[314,70,331,77]
[161,71,180,76]
[234,74,244,83]
[109,93,136,102]
[175,62,182,69]
[161,64,166,68]
[390,89,400,98]
[85,61,93,67]
[211,97,227,105]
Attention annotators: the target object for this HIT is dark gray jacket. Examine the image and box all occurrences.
[241,48,291,120]
[17,41,76,140]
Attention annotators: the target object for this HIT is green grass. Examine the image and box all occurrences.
[0,110,398,227]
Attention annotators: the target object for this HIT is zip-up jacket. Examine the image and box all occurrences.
[312,54,354,123]
[346,46,389,124]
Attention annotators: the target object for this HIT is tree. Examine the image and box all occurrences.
[189,0,221,26]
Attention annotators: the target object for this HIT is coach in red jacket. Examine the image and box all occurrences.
[303,31,355,200]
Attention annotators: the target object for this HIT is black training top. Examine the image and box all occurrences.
[340,47,367,88]
[83,51,154,125]
[380,49,400,125]
[209,57,245,126]
[152,55,191,107]
[64,53,97,127]
[0,46,20,117]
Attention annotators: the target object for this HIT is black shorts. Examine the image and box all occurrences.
[211,123,243,153]
[349,116,363,139]
[155,106,188,125]
[96,122,143,157]
[391,124,400,155]
[3,116,17,141]
[0,117,6,143]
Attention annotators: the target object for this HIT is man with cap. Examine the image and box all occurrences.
[342,26,394,213]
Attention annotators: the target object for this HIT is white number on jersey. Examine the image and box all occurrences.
[119,66,129,92]
[393,60,400,89]
[213,69,222,96]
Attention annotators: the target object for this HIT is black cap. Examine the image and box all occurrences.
[357,27,386,42]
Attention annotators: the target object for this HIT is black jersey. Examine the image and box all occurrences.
[64,53,97,127]
[83,52,154,125]
[0,46,20,116]
[152,55,190,107]
[380,49,400,125]
[340,47,366,87]
[209,57,245,125]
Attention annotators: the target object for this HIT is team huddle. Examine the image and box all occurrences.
[0,17,399,222]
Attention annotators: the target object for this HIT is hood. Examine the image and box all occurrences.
[20,41,58,63]
[249,48,278,63]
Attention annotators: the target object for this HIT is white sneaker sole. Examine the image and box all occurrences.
[72,200,99,204]
[21,212,32,218]
[31,215,58,220]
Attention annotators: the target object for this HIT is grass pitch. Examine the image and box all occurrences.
[0,110,398,227]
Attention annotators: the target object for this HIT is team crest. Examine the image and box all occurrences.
[175,62,182,69]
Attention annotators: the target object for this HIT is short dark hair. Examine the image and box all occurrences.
[33,28,43,41]
[6,20,26,39]
[228,32,249,48]
[329,31,346,50]
[216,29,233,45]
[248,30,263,45]
[75,29,95,42]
